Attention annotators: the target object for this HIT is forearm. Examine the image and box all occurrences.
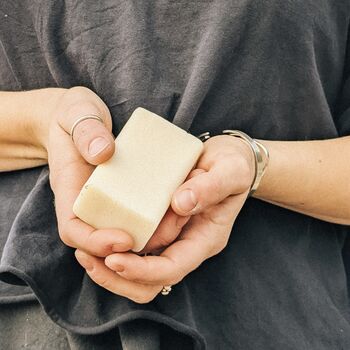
[254,137,350,225]
[0,88,66,171]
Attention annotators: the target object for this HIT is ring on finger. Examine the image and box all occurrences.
[70,115,104,142]
[160,285,172,296]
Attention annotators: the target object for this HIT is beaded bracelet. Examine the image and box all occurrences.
[198,130,269,196]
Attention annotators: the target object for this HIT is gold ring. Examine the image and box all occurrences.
[160,285,172,296]
[70,115,104,142]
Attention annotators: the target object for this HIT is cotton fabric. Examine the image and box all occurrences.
[1,1,350,349]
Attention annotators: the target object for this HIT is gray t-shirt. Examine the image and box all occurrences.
[0,1,350,349]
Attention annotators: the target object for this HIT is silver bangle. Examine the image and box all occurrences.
[70,115,104,142]
[198,130,269,196]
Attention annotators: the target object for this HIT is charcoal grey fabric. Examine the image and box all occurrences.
[0,301,122,349]
[0,1,350,349]
[0,300,194,350]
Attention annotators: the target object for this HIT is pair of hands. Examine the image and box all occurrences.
[47,87,254,303]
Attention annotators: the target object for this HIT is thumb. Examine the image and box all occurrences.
[171,162,250,216]
[57,88,115,166]
[70,115,115,165]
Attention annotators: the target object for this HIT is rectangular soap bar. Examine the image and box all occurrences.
[73,107,203,252]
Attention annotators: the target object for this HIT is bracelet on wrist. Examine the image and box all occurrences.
[197,130,269,196]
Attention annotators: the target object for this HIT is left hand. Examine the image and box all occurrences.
[75,135,255,303]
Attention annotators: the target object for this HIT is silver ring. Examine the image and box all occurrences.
[197,131,211,142]
[160,285,172,296]
[70,115,104,142]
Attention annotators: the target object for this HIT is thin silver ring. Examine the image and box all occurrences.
[70,115,104,142]
[160,285,172,296]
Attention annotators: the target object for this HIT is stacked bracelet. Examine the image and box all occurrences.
[197,130,269,196]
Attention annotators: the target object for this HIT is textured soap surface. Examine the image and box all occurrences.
[73,108,203,252]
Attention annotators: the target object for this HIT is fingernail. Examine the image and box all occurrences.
[75,251,93,271]
[114,264,125,273]
[88,137,109,156]
[112,242,131,252]
[174,190,197,213]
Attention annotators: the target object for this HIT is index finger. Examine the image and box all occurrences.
[105,195,243,285]
[105,237,209,286]
[140,207,190,254]
[104,213,222,286]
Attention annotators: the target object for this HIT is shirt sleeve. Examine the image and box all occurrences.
[333,26,350,137]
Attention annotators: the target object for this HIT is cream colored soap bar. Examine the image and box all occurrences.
[73,107,203,252]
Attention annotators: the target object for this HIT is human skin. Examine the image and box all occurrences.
[1,86,349,303]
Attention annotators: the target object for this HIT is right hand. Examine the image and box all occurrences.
[47,86,135,257]
[45,86,189,258]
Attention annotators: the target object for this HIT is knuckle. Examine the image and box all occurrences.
[67,86,94,99]
[208,235,229,257]
[211,241,227,256]
[75,121,91,137]
[61,88,98,117]
[83,228,94,247]
[131,296,149,304]
[166,269,184,285]
[131,290,158,304]
[207,175,223,201]
[93,275,110,289]
[58,227,74,247]
[82,230,109,256]
[66,87,112,127]
[164,258,186,284]
[73,124,97,149]
[164,277,179,286]
[155,234,177,249]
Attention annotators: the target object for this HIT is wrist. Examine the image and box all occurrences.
[222,130,269,196]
